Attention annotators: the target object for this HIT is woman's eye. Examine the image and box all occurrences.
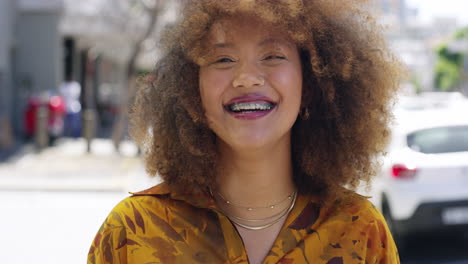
[264,55,286,61]
[216,57,235,63]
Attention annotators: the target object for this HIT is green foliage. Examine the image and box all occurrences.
[435,57,461,91]
[411,75,422,94]
[434,27,468,91]
[454,27,468,40]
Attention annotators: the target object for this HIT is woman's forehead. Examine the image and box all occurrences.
[206,16,293,47]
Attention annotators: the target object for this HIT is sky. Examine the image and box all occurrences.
[406,0,468,25]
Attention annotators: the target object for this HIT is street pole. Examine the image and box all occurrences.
[35,104,49,151]
[0,116,14,149]
[81,50,98,153]
[83,109,96,153]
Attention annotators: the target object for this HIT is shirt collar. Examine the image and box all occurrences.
[130,182,322,228]
[130,182,217,210]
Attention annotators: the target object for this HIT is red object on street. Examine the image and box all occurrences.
[49,95,66,113]
[24,96,41,137]
[48,96,66,137]
[23,95,66,138]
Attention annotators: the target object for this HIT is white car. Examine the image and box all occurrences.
[367,94,468,246]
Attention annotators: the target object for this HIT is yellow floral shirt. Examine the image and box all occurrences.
[88,183,399,264]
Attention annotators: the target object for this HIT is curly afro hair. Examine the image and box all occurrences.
[130,0,404,201]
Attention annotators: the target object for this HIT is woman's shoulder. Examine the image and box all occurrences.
[88,183,196,263]
[107,182,213,224]
[321,187,383,224]
[315,188,398,262]
[104,183,175,223]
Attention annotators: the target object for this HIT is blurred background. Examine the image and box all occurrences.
[0,0,467,263]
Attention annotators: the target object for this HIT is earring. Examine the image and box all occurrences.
[300,107,310,120]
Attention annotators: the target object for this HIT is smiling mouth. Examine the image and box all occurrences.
[225,102,277,113]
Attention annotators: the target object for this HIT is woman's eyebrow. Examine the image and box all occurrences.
[212,42,235,49]
[208,39,292,50]
[258,38,293,49]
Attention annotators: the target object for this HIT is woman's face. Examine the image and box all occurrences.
[198,15,303,151]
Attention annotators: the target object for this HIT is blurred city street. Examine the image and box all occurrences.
[0,139,160,264]
[0,138,157,192]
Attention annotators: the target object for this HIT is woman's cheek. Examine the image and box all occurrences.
[200,70,224,118]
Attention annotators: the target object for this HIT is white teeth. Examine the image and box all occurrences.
[229,103,274,112]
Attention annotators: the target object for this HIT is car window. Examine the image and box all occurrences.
[407,125,468,154]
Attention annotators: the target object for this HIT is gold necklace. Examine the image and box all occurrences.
[214,189,295,211]
[229,203,291,222]
[222,191,297,231]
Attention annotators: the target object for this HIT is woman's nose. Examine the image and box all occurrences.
[232,63,265,88]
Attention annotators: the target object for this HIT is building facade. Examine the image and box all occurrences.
[0,0,17,148]
[0,0,177,147]
[0,0,64,146]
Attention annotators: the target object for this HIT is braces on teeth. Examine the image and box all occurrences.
[229,103,274,112]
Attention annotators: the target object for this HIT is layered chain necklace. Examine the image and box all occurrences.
[211,189,298,231]
[216,189,296,211]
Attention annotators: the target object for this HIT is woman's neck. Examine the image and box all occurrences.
[215,137,296,217]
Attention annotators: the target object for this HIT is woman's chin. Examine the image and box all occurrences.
[219,132,290,154]
[232,140,269,152]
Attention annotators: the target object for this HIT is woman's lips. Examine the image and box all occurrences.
[226,94,276,105]
[224,94,277,120]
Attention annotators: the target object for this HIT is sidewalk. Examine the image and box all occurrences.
[0,138,160,192]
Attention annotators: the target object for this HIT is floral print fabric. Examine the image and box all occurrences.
[88,183,399,264]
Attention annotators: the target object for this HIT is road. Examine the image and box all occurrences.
[0,190,128,264]
[1,190,467,264]
[401,234,468,264]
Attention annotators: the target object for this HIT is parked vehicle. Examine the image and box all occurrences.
[24,93,66,143]
[367,93,468,246]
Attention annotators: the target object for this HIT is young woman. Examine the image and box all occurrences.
[88,1,403,263]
